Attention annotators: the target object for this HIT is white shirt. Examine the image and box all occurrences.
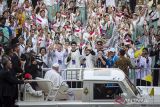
[135,56,152,79]
[31,35,37,53]
[39,54,48,66]
[0,1,7,15]
[127,48,135,59]
[66,49,81,68]
[105,0,116,7]
[55,50,67,65]
[83,54,95,68]
[36,15,49,28]
[76,0,86,7]
[38,35,46,47]
[43,0,54,6]
[138,16,145,26]
[19,44,25,56]
[49,50,68,71]
[83,32,90,42]
[18,0,31,7]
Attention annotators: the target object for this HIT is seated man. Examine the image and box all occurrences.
[44,63,74,100]
[23,73,43,97]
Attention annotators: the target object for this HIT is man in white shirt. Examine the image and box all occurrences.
[49,43,68,78]
[44,63,74,100]
[105,0,116,7]
[36,10,48,28]
[65,41,81,68]
[81,46,96,68]
[135,48,152,86]
[0,0,7,15]
[44,63,64,87]
[19,37,26,56]
[149,4,159,32]
[76,0,87,24]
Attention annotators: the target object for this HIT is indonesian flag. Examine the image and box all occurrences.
[74,29,81,32]
[99,26,103,34]
[116,12,123,17]
[61,13,67,18]
[74,27,83,38]
[30,15,35,20]
[89,31,95,36]
[63,25,72,31]
[38,37,43,44]
[46,39,52,47]
[36,17,42,23]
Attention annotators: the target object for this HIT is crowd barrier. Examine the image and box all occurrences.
[128,68,160,86]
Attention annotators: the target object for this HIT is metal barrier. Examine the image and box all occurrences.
[128,68,160,86]
[42,68,84,80]
[60,68,84,88]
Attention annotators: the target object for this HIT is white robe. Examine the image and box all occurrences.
[44,69,74,100]
[105,0,116,7]
[19,44,25,56]
[23,83,43,97]
[31,35,37,53]
[83,54,95,68]
[43,0,54,6]
[66,50,81,68]
[36,15,49,28]
[135,56,152,80]
[65,50,81,80]
[44,69,66,87]
[49,50,68,78]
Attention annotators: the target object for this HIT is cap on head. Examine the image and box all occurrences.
[52,63,59,68]
[24,73,32,79]
[109,48,115,52]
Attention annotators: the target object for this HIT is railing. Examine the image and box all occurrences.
[42,68,84,80]
[18,79,71,101]
[128,68,160,86]
[18,79,53,101]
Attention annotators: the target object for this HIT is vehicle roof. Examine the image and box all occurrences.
[83,68,126,81]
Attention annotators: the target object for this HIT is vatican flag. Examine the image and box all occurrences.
[134,46,144,58]
[149,88,154,96]
[144,74,153,83]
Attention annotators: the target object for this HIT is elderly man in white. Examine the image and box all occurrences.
[44,63,74,100]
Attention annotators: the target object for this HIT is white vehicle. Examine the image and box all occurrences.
[17,68,160,107]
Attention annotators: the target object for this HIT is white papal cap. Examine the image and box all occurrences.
[52,63,59,67]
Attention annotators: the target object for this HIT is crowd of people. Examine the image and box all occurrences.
[0,0,160,106]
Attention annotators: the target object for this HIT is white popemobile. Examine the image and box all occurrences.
[17,68,160,107]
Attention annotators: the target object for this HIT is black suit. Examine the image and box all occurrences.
[150,49,160,86]
[11,53,23,76]
[0,69,24,107]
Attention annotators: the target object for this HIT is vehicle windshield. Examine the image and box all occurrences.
[125,77,139,96]
[93,83,123,100]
